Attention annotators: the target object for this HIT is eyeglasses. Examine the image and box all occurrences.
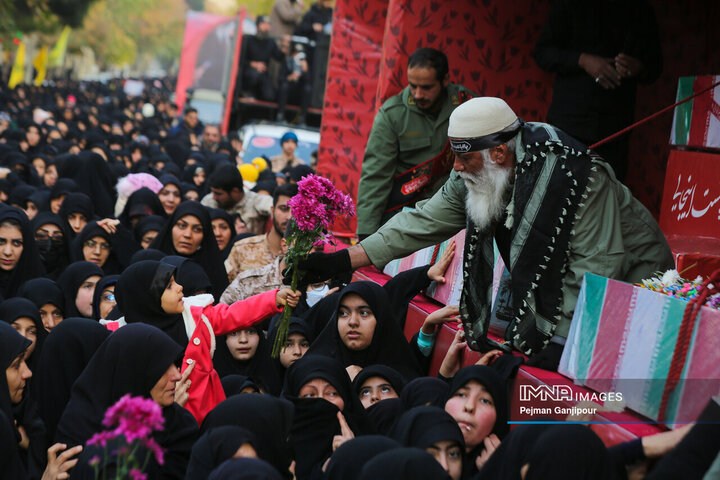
[102,293,116,302]
[84,239,110,251]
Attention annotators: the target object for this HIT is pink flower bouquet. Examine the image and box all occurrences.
[271,174,355,357]
[86,394,165,479]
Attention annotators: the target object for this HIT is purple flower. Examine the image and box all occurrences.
[88,455,100,467]
[129,469,147,480]
[288,174,355,232]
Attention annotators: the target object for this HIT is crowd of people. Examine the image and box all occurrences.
[0,21,718,480]
[241,0,334,125]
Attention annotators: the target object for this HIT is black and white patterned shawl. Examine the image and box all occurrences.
[460,122,596,356]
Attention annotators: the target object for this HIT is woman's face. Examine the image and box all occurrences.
[99,285,116,319]
[444,380,497,451]
[212,218,232,251]
[76,275,101,318]
[427,440,463,480]
[158,184,181,215]
[184,190,199,202]
[193,169,206,186]
[83,235,111,266]
[171,214,203,255]
[160,277,185,314]
[150,364,181,407]
[298,378,345,411]
[337,293,377,351]
[67,212,88,234]
[32,158,46,177]
[358,375,398,409]
[279,333,310,368]
[0,224,23,271]
[24,202,38,221]
[5,353,32,404]
[38,303,63,331]
[232,443,257,459]
[12,317,38,356]
[49,193,65,214]
[141,230,158,249]
[44,164,58,187]
[226,327,260,361]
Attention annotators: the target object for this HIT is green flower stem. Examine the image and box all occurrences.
[271,266,298,358]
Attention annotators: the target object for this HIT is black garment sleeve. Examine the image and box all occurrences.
[382,265,432,331]
[533,0,583,75]
[644,398,720,480]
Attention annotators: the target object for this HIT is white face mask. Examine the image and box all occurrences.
[306,284,330,307]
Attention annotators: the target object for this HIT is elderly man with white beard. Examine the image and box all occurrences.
[293,97,673,370]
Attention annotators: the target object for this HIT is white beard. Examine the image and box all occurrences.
[460,154,512,230]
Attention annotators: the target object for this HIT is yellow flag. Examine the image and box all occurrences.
[33,46,48,86]
[8,41,25,89]
[48,26,70,68]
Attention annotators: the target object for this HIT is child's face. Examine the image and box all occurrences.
[226,328,260,361]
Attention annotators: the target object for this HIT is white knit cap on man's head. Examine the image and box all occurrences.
[448,97,517,139]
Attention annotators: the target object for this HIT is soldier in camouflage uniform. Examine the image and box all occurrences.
[356,47,474,238]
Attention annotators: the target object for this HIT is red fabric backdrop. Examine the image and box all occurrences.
[318,0,720,237]
[315,0,389,237]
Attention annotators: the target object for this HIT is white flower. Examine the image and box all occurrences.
[661,269,682,286]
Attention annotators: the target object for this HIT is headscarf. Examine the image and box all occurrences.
[31,212,71,279]
[212,325,283,395]
[307,282,423,380]
[58,191,94,238]
[0,322,31,425]
[0,297,47,371]
[161,255,212,297]
[0,410,26,479]
[129,247,166,263]
[400,377,450,411]
[325,436,402,480]
[524,425,617,480]
[186,426,258,480]
[352,364,406,403]
[267,315,312,379]
[208,207,236,260]
[391,406,465,452]
[115,260,187,347]
[358,448,451,480]
[56,261,104,317]
[220,375,260,397]
[133,214,165,245]
[117,186,166,229]
[71,221,137,274]
[364,398,403,435]
[54,323,184,447]
[209,458,283,480]
[91,275,120,320]
[0,206,45,298]
[476,423,552,480]
[32,318,110,445]
[57,151,116,218]
[17,277,64,315]
[201,394,294,478]
[149,201,228,299]
[283,355,361,480]
[448,365,508,439]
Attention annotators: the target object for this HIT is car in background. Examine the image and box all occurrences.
[239,122,320,166]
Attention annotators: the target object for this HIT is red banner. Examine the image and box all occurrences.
[174,11,239,114]
[315,0,390,237]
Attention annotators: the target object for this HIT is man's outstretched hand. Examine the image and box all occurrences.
[283,250,352,286]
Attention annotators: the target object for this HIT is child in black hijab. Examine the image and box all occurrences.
[17,277,65,332]
[307,281,423,380]
[186,426,259,480]
[391,406,466,480]
[56,261,104,318]
[57,191,94,239]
